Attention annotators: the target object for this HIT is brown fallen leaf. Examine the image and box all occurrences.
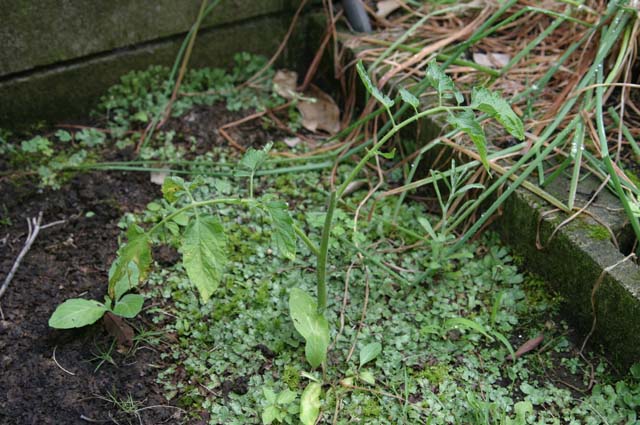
[297,84,341,134]
[272,69,298,100]
[509,333,544,361]
[103,311,134,348]
[376,0,401,18]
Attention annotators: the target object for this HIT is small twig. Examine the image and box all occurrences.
[580,253,636,354]
[0,212,42,300]
[53,345,76,376]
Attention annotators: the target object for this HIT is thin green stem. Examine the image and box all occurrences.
[317,191,337,314]
[293,224,320,256]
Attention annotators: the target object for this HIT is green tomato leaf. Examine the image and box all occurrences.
[471,87,524,140]
[162,176,186,203]
[112,294,145,318]
[289,288,330,368]
[300,382,322,425]
[110,260,140,301]
[108,225,151,299]
[263,199,296,260]
[48,299,107,329]
[426,61,464,105]
[447,110,490,172]
[399,88,419,109]
[182,215,228,302]
[356,60,394,108]
[359,342,382,368]
[359,370,376,385]
[237,142,272,177]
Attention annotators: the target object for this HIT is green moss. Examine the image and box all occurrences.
[417,363,449,385]
[573,219,611,241]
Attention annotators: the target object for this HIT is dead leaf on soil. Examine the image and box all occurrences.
[376,0,401,18]
[283,136,302,148]
[150,170,169,185]
[473,52,511,68]
[509,333,544,361]
[103,311,134,348]
[273,69,298,100]
[297,85,341,134]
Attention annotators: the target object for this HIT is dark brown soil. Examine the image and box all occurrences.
[0,171,183,424]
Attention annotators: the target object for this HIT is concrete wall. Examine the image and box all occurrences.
[0,0,309,127]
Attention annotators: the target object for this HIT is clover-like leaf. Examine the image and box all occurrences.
[471,87,524,140]
[289,288,330,368]
[356,60,394,108]
[447,110,490,172]
[49,299,107,329]
[182,215,228,302]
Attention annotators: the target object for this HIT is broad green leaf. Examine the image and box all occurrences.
[49,299,107,329]
[162,176,185,203]
[111,260,140,301]
[289,288,330,368]
[276,389,297,405]
[108,225,151,299]
[356,60,394,108]
[182,216,228,302]
[444,317,494,341]
[261,405,279,425]
[237,142,272,176]
[426,61,464,105]
[359,342,382,367]
[359,370,376,385]
[263,200,296,260]
[447,110,490,172]
[263,387,277,404]
[399,88,419,109]
[471,87,525,140]
[112,294,145,318]
[300,382,322,425]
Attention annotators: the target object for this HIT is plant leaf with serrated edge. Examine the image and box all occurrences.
[110,260,139,301]
[399,88,419,109]
[426,61,464,104]
[181,215,227,302]
[359,342,382,368]
[447,110,490,172]
[48,299,107,329]
[289,288,330,368]
[471,87,524,140]
[263,199,296,260]
[237,142,272,176]
[300,382,322,425]
[112,294,145,318]
[108,225,151,299]
[162,176,185,203]
[356,61,394,108]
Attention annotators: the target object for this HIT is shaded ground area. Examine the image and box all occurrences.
[0,171,180,424]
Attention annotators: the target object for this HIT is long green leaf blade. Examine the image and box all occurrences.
[300,382,322,425]
[182,215,228,302]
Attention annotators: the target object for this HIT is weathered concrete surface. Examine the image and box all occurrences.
[0,14,309,127]
[0,0,301,76]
